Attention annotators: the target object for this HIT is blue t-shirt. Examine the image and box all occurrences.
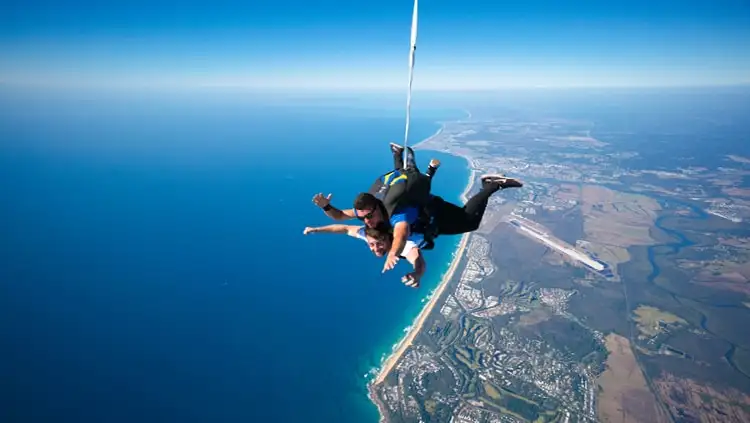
[389,206,419,227]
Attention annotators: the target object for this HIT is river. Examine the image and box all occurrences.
[644,196,749,379]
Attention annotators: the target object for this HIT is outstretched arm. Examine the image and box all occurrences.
[312,193,357,221]
[390,221,409,257]
[303,224,361,236]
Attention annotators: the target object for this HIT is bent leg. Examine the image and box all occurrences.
[426,158,440,179]
[460,186,497,231]
[391,142,419,170]
[433,175,522,235]
[432,188,495,235]
[390,143,404,170]
[389,142,419,171]
[403,167,432,208]
[404,147,417,171]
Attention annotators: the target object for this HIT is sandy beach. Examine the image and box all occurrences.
[366,116,480,423]
[371,231,470,384]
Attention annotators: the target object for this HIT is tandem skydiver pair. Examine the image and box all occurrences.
[304,143,523,288]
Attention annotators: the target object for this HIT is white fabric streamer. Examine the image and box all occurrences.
[402,0,418,168]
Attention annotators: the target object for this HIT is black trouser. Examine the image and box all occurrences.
[430,186,497,235]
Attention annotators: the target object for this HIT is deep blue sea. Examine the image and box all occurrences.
[0,89,469,423]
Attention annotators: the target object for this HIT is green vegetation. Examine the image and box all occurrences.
[454,346,482,370]
[472,379,568,422]
[483,382,501,400]
[424,399,437,414]
[730,347,750,379]
[534,409,567,423]
[664,330,728,363]
[423,400,455,422]
[428,319,461,347]
[524,316,603,361]
[632,305,687,337]
[676,298,750,349]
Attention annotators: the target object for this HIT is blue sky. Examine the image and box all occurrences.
[2,0,749,90]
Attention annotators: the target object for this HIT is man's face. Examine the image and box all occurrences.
[356,207,384,228]
[365,235,391,257]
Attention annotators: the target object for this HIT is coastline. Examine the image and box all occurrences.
[367,118,477,422]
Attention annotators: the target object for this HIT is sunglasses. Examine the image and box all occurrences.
[356,210,375,220]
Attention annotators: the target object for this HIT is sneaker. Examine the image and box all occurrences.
[426,159,440,178]
[481,174,523,189]
[390,142,404,155]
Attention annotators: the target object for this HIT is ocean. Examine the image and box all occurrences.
[0,89,469,423]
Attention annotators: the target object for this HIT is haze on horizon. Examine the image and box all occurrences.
[1,0,749,91]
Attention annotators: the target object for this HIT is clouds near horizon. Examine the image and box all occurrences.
[2,0,749,90]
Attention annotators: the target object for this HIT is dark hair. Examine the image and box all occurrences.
[353,192,380,211]
[353,192,390,225]
[364,224,393,243]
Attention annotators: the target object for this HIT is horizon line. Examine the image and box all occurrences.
[2,81,749,93]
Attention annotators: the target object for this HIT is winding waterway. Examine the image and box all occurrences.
[506,175,749,380]
[644,197,750,379]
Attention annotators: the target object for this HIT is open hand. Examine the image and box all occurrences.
[313,193,332,208]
